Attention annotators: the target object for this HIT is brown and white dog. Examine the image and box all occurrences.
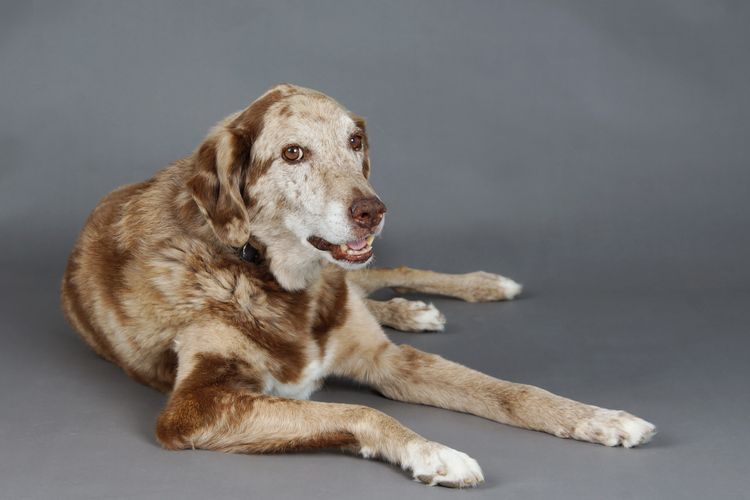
[61,84,655,488]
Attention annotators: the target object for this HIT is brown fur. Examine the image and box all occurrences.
[61,249,119,364]
[350,114,370,177]
[311,271,349,352]
[61,84,654,488]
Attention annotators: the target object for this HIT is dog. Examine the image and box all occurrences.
[61,84,655,488]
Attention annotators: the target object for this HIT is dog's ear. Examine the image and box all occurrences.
[188,127,252,247]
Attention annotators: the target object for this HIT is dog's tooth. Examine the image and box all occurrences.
[367,235,375,245]
[340,244,349,253]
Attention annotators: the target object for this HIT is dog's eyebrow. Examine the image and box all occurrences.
[351,115,367,133]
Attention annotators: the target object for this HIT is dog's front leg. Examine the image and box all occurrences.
[155,324,483,487]
[348,267,522,302]
[333,306,655,448]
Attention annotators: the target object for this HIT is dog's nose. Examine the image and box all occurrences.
[350,197,387,229]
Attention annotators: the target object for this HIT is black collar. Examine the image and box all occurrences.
[238,241,262,264]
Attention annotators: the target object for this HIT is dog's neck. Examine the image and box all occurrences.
[254,225,325,291]
[177,187,325,291]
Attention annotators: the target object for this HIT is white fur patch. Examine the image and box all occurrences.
[359,445,375,458]
[263,341,337,400]
[498,276,522,300]
[457,271,523,302]
[407,301,446,331]
[574,408,656,448]
[402,441,484,488]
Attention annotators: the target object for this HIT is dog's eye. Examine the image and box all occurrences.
[282,145,304,162]
[349,134,363,151]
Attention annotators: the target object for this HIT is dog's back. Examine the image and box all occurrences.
[61,173,180,391]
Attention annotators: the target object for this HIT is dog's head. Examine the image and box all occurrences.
[188,84,385,287]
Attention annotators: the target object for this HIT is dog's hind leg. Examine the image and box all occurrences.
[348,267,522,302]
[365,298,446,332]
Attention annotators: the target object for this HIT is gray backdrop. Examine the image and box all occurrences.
[1,1,749,499]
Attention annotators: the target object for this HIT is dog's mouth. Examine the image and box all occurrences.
[307,235,375,263]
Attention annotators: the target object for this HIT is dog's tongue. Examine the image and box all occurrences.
[346,239,368,250]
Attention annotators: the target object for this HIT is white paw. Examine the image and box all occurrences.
[497,276,522,300]
[389,298,446,332]
[574,408,656,448]
[403,441,484,488]
[459,271,523,302]
[406,300,446,331]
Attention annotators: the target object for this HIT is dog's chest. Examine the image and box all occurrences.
[263,347,335,400]
[251,266,347,400]
[184,258,348,399]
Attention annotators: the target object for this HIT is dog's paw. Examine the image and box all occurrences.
[388,298,446,332]
[457,271,522,302]
[573,408,656,448]
[403,440,484,488]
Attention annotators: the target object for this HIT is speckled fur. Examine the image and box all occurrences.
[61,84,655,488]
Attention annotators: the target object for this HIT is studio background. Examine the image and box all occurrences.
[1,2,748,499]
